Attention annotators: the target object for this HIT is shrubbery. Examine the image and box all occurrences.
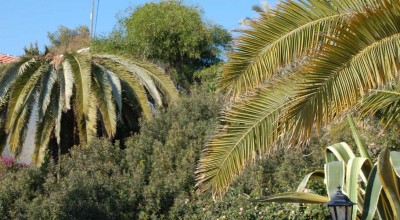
[0,86,333,219]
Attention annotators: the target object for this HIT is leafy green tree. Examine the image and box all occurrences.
[93,0,231,87]
[0,45,178,164]
[196,0,400,198]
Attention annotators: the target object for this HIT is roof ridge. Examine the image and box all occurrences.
[0,53,19,57]
[0,53,20,64]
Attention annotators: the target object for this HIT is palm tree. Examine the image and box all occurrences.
[196,0,400,198]
[0,48,178,164]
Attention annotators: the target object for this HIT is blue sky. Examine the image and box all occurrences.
[0,0,277,56]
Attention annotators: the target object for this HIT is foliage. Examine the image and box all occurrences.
[0,155,42,219]
[28,140,141,219]
[47,25,90,54]
[258,116,400,220]
[0,87,331,219]
[196,0,400,198]
[193,64,223,92]
[0,46,178,164]
[92,0,231,87]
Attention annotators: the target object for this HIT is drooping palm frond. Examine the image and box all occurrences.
[283,0,400,143]
[33,82,60,164]
[197,0,400,198]
[91,64,117,138]
[5,59,47,132]
[222,0,382,97]
[0,57,32,97]
[196,76,298,197]
[64,52,96,144]
[360,89,400,128]
[92,57,149,120]
[37,67,57,120]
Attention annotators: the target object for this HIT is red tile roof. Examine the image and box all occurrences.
[0,54,19,64]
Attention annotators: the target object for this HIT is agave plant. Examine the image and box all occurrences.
[0,49,178,164]
[196,0,400,198]
[256,116,400,220]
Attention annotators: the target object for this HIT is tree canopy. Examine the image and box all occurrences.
[92,0,231,87]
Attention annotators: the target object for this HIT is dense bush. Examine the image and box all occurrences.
[5,86,398,219]
[0,86,333,219]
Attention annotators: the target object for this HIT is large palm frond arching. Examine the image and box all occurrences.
[196,0,400,198]
[222,0,381,98]
[0,50,178,164]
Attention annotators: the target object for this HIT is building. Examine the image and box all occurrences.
[0,53,19,64]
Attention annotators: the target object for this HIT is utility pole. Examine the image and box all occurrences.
[90,0,95,38]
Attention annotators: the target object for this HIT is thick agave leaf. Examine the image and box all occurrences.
[296,170,324,193]
[346,157,369,218]
[325,142,356,164]
[362,165,384,220]
[378,147,400,219]
[255,192,329,204]
[391,151,400,178]
[325,161,345,199]
[347,114,372,161]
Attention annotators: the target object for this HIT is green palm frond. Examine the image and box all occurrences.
[33,82,60,163]
[0,102,8,152]
[128,57,179,104]
[37,67,57,120]
[0,57,32,97]
[283,0,400,143]
[92,64,117,137]
[8,94,35,155]
[196,76,297,197]
[103,67,122,113]
[222,0,381,97]
[93,56,152,120]
[5,60,48,132]
[360,89,400,128]
[95,54,178,105]
[197,0,400,198]
[64,52,96,144]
